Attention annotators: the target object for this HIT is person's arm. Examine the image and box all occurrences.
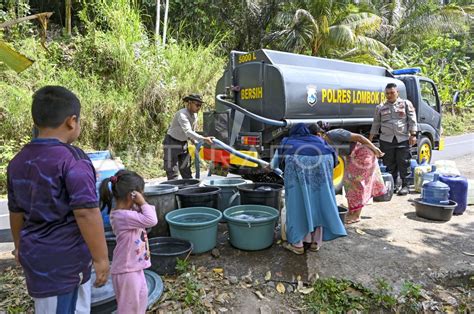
[406,100,418,146]
[7,170,23,264]
[350,133,384,157]
[369,105,382,142]
[9,212,23,264]
[74,208,109,287]
[66,158,109,287]
[177,112,214,144]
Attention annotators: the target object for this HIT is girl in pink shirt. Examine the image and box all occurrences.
[99,170,158,314]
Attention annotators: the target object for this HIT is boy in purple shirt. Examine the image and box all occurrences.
[7,86,109,313]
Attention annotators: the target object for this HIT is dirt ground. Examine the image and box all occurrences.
[0,155,472,312]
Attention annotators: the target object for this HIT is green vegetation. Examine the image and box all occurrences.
[304,277,427,312]
[0,0,472,195]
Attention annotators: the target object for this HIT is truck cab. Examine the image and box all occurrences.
[396,74,444,162]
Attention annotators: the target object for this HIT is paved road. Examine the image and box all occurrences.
[1,133,473,252]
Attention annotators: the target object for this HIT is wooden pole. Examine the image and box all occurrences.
[156,0,161,46]
[65,0,72,35]
[163,0,169,46]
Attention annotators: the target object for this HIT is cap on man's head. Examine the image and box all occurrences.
[183,93,205,103]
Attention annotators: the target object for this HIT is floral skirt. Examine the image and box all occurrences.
[343,143,386,212]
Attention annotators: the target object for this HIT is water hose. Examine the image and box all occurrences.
[194,139,283,179]
[216,94,287,127]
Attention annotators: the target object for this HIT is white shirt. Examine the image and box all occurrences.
[166,108,205,142]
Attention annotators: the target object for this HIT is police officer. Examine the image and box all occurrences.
[163,94,214,180]
[369,83,417,196]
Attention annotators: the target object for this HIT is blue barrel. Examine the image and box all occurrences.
[87,151,125,227]
[439,175,468,215]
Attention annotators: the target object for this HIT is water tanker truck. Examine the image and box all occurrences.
[201,49,444,188]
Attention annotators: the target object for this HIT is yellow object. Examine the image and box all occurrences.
[188,144,204,160]
[229,150,259,167]
[414,164,432,193]
[0,41,34,73]
[333,156,344,187]
[438,137,445,151]
[418,142,431,164]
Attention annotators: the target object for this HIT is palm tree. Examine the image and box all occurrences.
[365,0,470,48]
[265,0,388,61]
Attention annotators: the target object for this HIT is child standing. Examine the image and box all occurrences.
[7,86,109,313]
[99,170,158,314]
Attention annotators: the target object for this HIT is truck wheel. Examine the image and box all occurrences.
[333,156,344,194]
[417,136,432,164]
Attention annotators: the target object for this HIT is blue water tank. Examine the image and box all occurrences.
[87,151,125,226]
[421,174,450,205]
[439,175,468,215]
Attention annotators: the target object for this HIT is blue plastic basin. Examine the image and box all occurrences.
[223,205,279,251]
[165,207,222,254]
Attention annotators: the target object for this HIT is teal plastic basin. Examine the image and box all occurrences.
[223,205,279,251]
[165,207,222,254]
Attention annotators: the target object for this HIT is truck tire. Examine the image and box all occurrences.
[333,156,344,194]
[417,136,432,164]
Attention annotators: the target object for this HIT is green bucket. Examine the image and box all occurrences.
[165,207,222,254]
[223,205,279,251]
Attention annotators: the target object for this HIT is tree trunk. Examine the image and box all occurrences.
[155,0,161,46]
[65,0,72,35]
[163,0,169,46]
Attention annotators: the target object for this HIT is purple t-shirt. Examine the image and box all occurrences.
[7,138,98,298]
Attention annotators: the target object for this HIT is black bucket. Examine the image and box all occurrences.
[175,186,221,209]
[338,206,348,224]
[159,179,201,189]
[238,183,284,210]
[149,237,193,275]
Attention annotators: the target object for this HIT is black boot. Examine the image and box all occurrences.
[397,185,409,196]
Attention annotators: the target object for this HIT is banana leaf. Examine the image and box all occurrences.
[0,40,34,73]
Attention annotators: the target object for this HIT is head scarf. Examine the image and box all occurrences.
[279,123,337,164]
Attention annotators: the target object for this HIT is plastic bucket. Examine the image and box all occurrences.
[176,187,221,209]
[166,207,222,254]
[203,178,247,216]
[159,179,201,189]
[237,183,284,210]
[338,206,348,224]
[374,173,394,202]
[149,237,193,275]
[144,184,179,237]
[223,205,279,251]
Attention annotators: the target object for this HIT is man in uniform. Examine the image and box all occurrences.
[369,83,417,196]
[163,94,214,180]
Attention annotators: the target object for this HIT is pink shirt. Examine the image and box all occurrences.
[110,204,158,275]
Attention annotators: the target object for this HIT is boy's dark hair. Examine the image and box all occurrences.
[32,86,81,128]
[385,83,397,89]
[99,170,145,213]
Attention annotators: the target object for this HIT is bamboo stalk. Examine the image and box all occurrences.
[163,0,169,46]
[65,0,72,35]
[156,0,161,46]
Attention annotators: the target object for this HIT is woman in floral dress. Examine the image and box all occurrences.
[310,122,386,224]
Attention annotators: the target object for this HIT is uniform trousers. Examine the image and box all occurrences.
[380,138,411,186]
